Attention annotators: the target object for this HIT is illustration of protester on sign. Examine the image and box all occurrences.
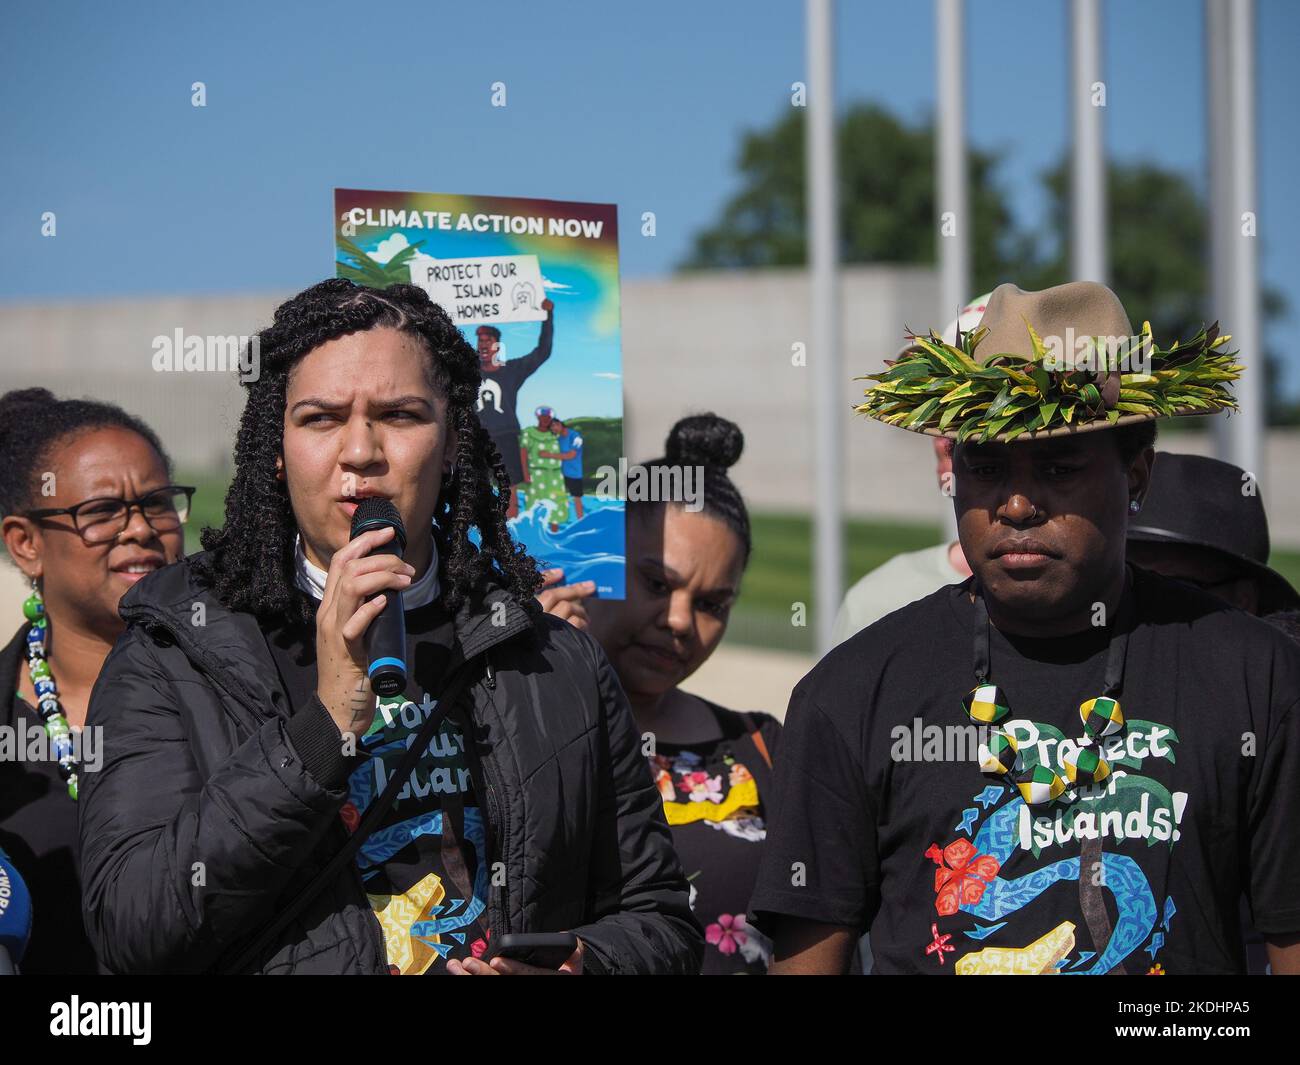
[333,189,625,597]
[474,316,552,519]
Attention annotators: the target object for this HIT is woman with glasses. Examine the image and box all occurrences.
[0,387,188,973]
[77,280,700,975]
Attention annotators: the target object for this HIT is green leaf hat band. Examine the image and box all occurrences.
[855,282,1243,444]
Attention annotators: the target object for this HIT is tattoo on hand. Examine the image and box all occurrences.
[348,680,370,728]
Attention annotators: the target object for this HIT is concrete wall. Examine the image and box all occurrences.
[0,293,281,473]
[4,270,1295,713]
[2,265,1297,546]
[621,265,951,527]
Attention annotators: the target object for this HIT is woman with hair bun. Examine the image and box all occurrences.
[0,388,188,973]
[584,413,781,974]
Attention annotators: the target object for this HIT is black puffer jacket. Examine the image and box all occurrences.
[79,553,702,974]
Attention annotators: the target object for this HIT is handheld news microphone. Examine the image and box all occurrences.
[350,498,408,698]
[0,847,33,975]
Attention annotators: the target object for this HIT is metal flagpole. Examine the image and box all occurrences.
[1071,0,1107,284]
[1226,0,1264,481]
[936,0,968,545]
[806,0,843,655]
[1207,0,1234,461]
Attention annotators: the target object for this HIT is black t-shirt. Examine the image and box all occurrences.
[649,703,780,974]
[0,624,100,974]
[475,317,552,438]
[265,600,490,975]
[750,567,1300,975]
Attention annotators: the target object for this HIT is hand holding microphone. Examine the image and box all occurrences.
[314,499,413,741]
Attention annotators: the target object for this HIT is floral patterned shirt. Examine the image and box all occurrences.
[648,703,781,974]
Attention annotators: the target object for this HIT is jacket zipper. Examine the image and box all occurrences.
[457,653,508,939]
[477,721,510,939]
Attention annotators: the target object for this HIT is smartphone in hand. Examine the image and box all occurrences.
[481,932,578,970]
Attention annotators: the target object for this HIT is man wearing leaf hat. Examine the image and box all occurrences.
[749,282,1300,975]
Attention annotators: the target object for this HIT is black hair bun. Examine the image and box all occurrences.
[0,387,57,411]
[665,413,744,471]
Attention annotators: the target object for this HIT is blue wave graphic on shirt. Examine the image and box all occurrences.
[356,808,491,937]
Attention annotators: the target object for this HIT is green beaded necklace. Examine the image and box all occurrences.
[20,580,79,800]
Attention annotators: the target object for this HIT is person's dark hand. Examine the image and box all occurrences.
[542,298,554,313]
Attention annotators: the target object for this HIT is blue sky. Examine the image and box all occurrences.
[3,0,1297,393]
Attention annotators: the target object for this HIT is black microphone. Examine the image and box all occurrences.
[350,498,408,698]
[0,846,33,975]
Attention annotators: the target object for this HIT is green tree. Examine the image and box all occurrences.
[683,103,1295,423]
[680,103,1025,293]
[1023,160,1295,425]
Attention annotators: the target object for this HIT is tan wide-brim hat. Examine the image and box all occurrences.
[859,281,1238,443]
[978,282,1131,365]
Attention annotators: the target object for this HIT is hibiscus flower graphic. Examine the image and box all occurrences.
[924,838,1000,916]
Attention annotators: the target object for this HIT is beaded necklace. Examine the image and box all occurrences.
[967,575,1133,805]
[20,580,80,800]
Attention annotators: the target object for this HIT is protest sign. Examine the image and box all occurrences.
[335,189,625,597]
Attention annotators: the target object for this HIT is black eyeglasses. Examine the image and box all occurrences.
[25,485,196,544]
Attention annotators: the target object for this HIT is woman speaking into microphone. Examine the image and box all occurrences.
[79,279,702,975]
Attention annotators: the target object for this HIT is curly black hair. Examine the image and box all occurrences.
[1113,419,1158,466]
[0,387,174,534]
[195,279,541,624]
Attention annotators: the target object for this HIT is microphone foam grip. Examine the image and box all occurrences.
[350,497,407,553]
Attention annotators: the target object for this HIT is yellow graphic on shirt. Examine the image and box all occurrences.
[367,872,447,976]
[955,920,1077,975]
[662,777,760,826]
